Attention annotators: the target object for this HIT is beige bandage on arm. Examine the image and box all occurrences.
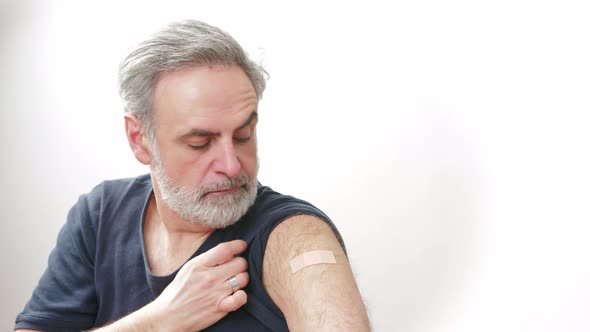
[289,250,336,273]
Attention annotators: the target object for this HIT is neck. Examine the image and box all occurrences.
[144,192,214,275]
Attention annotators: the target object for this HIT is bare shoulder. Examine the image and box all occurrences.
[266,215,343,257]
[263,215,371,331]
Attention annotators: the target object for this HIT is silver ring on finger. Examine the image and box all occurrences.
[228,276,240,292]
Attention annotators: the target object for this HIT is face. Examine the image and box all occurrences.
[149,64,259,228]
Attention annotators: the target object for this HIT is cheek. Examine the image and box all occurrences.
[165,150,209,184]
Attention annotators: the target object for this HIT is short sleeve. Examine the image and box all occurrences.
[15,188,101,332]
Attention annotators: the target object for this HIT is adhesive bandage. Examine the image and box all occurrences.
[289,250,336,273]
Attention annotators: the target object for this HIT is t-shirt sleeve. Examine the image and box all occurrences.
[15,189,101,332]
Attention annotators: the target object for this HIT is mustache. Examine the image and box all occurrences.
[200,174,251,194]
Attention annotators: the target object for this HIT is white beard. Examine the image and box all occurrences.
[150,147,258,229]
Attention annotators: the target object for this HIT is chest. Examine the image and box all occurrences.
[92,236,280,331]
[141,204,210,275]
[143,233,206,275]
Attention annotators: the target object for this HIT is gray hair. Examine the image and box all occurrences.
[118,20,267,141]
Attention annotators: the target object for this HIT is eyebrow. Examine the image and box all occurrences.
[178,111,258,139]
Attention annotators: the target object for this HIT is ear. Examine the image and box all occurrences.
[124,114,152,165]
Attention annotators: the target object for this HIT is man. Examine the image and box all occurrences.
[15,20,370,331]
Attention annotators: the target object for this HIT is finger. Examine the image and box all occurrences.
[197,240,247,268]
[225,271,250,294]
[218,290,248,312]
[215,256,248,281]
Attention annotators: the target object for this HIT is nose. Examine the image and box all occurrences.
[212,140,241,177]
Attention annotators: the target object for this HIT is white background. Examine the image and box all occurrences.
[1,0,589,331]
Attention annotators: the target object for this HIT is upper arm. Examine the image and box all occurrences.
[15,194,98,331]
[262,215,370,331]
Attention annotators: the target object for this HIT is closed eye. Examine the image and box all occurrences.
[233,126,252,143]
[233,136,251,143]
[188,140,211,150]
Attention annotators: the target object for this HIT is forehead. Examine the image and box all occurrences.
[152,64,258,130]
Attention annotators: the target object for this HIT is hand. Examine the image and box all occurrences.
[145,239,250,331]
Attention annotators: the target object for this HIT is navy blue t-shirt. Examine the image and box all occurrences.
[15,174,343,331]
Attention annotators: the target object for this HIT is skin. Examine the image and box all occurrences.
[264,215,371,331]
[16,64,370,331]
